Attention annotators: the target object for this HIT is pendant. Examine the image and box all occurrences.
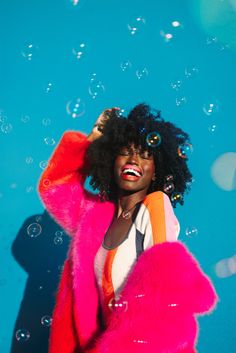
[122,210,132,219]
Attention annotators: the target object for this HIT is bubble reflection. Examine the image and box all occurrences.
[15,329,30,342]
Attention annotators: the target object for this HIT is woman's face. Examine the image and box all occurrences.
[113,144,156,195]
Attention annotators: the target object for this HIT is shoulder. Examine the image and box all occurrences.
[143,191,170,206]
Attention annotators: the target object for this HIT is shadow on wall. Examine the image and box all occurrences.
[10,210,70,353]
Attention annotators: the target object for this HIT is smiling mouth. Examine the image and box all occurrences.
[121,165,142,179]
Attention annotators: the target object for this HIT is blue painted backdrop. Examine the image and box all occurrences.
[1,0,236,352]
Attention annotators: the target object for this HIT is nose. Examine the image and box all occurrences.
[127,150,139,164]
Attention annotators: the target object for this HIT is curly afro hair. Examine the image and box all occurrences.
[85,103,193,206]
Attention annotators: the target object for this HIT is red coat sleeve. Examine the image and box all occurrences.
[38,131,98,236]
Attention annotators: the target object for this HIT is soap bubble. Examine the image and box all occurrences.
[206,36,218,46]
[42,118,51,126]
[66,98,86,118]
[88,74,105,99]
[54,236,63,245]
[39,160,48,170]
[44,137,56,146]
[185,227,198,238]
[20,115,30,123]
[133,339,148,344]
[128,16,146,35]
[72,42,87,60]
[170,192,183,205]
[160,30,173,42]
[135,67,148,80]
[25,157,34,164]
[27,223,42,238]
[171,20,182,27]
[211,152,236,191]
[165,174,174,182]
[45,82,53,93]
[21,42,38,61]
[55,230,64,237]
[170,79,182,91]
[184,66,199,78]
[203,101,219,116]
[176,96,187,106]
[41,315,52,327]
[177,143,193,159]
[215,255,236,278]
[15,329,30,342]
[163,182,175,193]
[0,113,8,123]
[1,122,13,133]
[108,296,128,313]
[208,123,217,133]
[146,132,161,147]
[26,186,34,193]
[42,178,51,187]
[120,60,132,72]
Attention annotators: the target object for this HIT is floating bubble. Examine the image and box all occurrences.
[45,82,53,93]
[135,67,148,80]
[208,123,217,133]
[0,113,8,123]
[185,227,198,238]
[177,143,193,159]
[42,118,51,126]
[170,192,183,205]
[15,329,30,342]
[172,20,181,27]
[115,107,127,117]
[41,315,52,327]
[44,137,56,146]
[25,157,34,164]
[10,183,17,189]
[42,178,51,187]
[26,186,34,193]
[1,122,13,134]
[72,42,87,60]
[146,132,161,147]
[165,174,174,182]
[108,296,128,313]
[68,0,87,7]
[120,60,132,72]
[55,230,64,237]
[88,74,105,99]
[184,66,199,78]
[206,36,218,46]
[127,16,146,35]
[21,42,38,61]
[203,101,219,116]
[35,215,42,222]
[176,96,187,106]
[27,223,42,238]
[66,98,86,118]
[133,339,148,344]
[163,182,175,194]
[21,115,30,123]
[160,30,173,42]
[54,236,63,245]
[215,255,236,278]
[39,160,48,170]
[170,79,182,91]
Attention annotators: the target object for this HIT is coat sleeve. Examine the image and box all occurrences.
[38,131,98,236]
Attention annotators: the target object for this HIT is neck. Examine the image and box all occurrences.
[116,189,148,218]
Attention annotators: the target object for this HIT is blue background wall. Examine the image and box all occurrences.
[0,0,236,352]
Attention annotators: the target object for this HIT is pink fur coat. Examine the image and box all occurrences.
[38,131,218,353]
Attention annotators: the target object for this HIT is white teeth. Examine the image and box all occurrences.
[122,168,141,177]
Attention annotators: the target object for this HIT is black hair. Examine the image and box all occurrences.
[85,103,193,206]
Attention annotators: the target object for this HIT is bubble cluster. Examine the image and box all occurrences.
[41,315,52,327]
[15,329,30,342]
[177,143,193,159]
[27,223,42,238]
[66,98,86,118]
[146,132,161,147]
[88,74,105,99]
[108,296,128,313]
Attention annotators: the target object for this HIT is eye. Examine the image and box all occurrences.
[140,150,152,159]
[119,147,130,156]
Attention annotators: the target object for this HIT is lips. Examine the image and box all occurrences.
[121,164,142,180]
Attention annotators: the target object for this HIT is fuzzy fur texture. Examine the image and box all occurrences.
[38,131,218,353]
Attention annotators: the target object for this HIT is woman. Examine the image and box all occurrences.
[38,103,217,353]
